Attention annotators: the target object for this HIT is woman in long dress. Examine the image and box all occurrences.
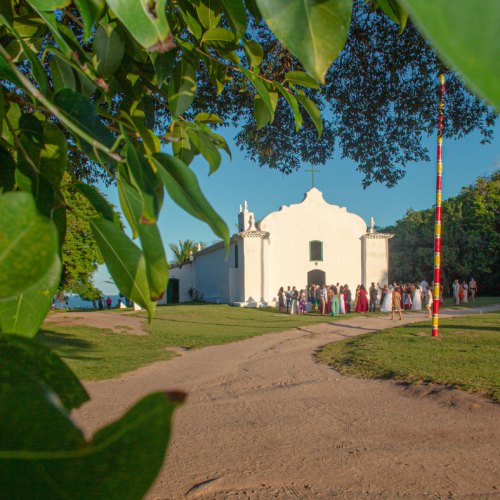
[298,289,306,314]
[426,286,433,318]
[380,285,393,312]
[330,286,339,316]
[339,286,345,314]
[463,282,468,303]
[411,284,422,310]
[353,285,360,309]
[355,285,368,312]
[278,287,286,312]
[290,289,299,315]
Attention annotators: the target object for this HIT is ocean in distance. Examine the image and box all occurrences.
[53,295,121,310]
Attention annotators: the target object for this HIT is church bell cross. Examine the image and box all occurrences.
[305,166,321,188]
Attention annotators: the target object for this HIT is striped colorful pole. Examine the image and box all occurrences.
[432,73,445,337]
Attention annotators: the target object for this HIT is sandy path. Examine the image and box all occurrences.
[72,306,500,500]
[44,311,147,335]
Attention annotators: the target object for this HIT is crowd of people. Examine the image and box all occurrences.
[277,277,478,320]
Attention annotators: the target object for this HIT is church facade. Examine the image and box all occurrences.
[161,188,394,306]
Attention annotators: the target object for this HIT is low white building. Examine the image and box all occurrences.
[160,188,394,306]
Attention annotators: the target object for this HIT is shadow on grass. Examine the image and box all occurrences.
[37,329,94,351]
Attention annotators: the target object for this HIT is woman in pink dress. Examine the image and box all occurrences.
[355,285,368,312]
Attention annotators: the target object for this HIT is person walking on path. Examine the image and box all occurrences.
[426,286,433,318]
[391,287,403,321]
[469,278,477,301]
[345,285,352,313]
[369,283,378,312]
[106,297,112,310]
[463,281,469,303]
[452,279,460,306]
[330,286,339,317]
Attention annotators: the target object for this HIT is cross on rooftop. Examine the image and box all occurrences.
[305,166,321,188]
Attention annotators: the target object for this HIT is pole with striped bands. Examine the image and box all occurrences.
[432,73,445,337]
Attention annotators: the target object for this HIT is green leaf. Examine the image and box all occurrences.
[0,144,16,192]
[245,0,262,25]
[34,9,73,58]
[253,91,278,129]
[0,13,48,94]
[105,0,172,52]
[194,112,222,123]
[186,128,222,175]
[177,0,203,39]
[0,389,184,500]
[243,39,263,67]
[49,54,76,93]
[295,93,322,137]
[273,80,303,132]
[378,0,408,32]
[53,89,115,163]
[19,113,44,148]
[0,334,88,409]
[284,70,319,89]
[0,192,59,300]
[143,93,155,129]
[172,122,197,166]
[123,139,163,224]
[90,217,156,319]
[255,0,352,84]
[220,0,247,38]
[399,0,500,111]
[75,182,121,228]
[0,56,22,88]
[152,153,230,252]
[0,84,4,124]
[117,179,168,301]
[0,252,61,338]
[202,27,239,51]
[153,50,175,89]
[73,0,106,39]
[93,25,125,79]
[241,67,274,121]
[212,132,232,159]
[197,0,223,29]
[23,0,71,9]
[168,56,197,118]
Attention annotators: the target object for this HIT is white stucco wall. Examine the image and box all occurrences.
[260,188,367,297]
[192,240,241,303]
[165,262,194,303]
[239,235,269,303]
[362,236,390,288]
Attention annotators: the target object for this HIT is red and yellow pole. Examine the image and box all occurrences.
[432,73,445,337]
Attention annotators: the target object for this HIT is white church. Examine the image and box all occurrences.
[161,188,394,307]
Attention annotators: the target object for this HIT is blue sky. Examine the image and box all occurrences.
[95,126,499,295]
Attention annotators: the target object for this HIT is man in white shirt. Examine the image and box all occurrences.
[285,286,291,312]
[320,285,328,315]
[420,279,429,303]
[452,279,460,305]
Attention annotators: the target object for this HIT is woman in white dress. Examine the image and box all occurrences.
[290,289,299,315]
[463,282,468,303]
[426,286,433,318]
[339,286,345,314]
[411,284,422,310]
[380,285,393,313]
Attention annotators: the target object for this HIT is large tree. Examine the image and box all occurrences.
[381,170,500,294]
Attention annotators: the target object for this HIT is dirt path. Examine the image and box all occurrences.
[45,311,147,335]
[72,306,500,500]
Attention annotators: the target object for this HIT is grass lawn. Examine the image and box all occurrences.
[316,309,500,401]
[37,298,500,382]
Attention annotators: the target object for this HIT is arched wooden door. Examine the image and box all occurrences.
[307,269,326,287]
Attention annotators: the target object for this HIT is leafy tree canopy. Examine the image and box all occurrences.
[381,169,500,294]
